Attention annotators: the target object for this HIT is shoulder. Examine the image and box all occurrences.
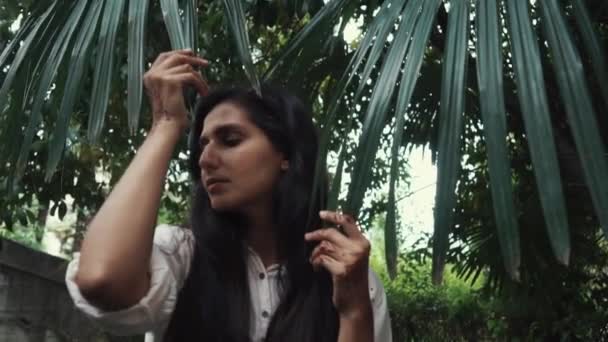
[367,268,394,341]
[153,224,195,255]
[367,268,387,301]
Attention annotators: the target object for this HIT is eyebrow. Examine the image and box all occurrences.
[199,123,244,144]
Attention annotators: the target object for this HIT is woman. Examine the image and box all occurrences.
[65,49,392,342]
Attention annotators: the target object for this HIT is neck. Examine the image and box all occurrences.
[243,203,279,269]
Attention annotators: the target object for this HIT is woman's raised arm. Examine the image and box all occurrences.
[74,49,208,310]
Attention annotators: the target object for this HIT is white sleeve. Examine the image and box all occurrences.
[64,224,195,336]
[369,269,393,342]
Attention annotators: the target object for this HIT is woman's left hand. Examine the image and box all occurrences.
[305,210,372,320]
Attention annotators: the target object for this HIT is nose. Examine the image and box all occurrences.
[199,144,220,171]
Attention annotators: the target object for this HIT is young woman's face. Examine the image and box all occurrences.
[198,101,288,212]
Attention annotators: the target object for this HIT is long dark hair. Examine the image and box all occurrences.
[163,85,339,341]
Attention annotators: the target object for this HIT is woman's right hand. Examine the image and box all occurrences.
[144,49,209,131]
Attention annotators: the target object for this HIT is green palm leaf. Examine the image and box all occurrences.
[433,0,470,284]
[127,0,150,133]
[539,0,608,238]
[327,145,346,211]
[0,13,36,68]
[346,0,441,216]
[160,0,188,49]
[0,1,59,175]
[263,0,349,81]
[87,0,126,144]
[352,0,409,100]
[474,0,522,280]
[506,0,570,266]
[571,0,608,110]
[222,0,260,95]
[45,1,104,181]
[0,1,58,129]
[183,0,198,53]
[311,0,405,224]
[385,51,421,279]
[15,0,89,180]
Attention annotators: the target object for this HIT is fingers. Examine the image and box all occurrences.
[160,53,208,70]
[310,240,340,263]
[311,254,345,276]
[165,72,209,96]
[149,50,209,79]
[305,227,352,248]
[152,49,196,67]
[147,56,209,96]
[319,210,364,239]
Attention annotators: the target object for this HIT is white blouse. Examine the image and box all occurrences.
[65,224,393,342]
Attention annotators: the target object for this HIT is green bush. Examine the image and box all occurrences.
[373,252,608,341]
[374,256,492,341]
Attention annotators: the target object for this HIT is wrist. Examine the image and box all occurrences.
[150,117,187,137]
[339,300,373,322]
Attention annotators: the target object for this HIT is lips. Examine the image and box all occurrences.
[205,177,229,188]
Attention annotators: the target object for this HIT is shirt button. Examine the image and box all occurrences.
[262,310,269,318]
[259,273,265,279]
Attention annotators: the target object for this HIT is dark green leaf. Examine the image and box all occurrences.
[353,0,410,100]
[0,1,58,125]
[87,0,126,144]
[183,0,198,53]
[346,0,441,216]
[160,0,187,49]
[327,145,346,211]
[571,0,608,110]
[46,1,104,181]
[127,0,150,133]
[475,0,522,280]
[310,0,399,225]
[222,0,260,94]
[0,13,36,67]
[432,0,470,284]
[506,0,569,267]
[263,0,349,81]
[540,0,608,240]
[15,0,89,180]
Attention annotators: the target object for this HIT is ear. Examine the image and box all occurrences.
[280,159,289,171]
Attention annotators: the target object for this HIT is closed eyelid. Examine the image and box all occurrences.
[200,125,244,147]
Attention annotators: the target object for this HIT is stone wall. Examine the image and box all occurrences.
[0,237,143,342]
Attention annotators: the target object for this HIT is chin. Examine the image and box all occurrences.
[209,196,241,212]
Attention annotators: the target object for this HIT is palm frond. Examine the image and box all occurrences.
[183,0,199,53]
[346,0,440,216]
[474,0,522,280]
[540,0,608,239]
[160,0,188,49]
[433,0,471,284]
[263,0,349,81]
[311,0,405,224]
[127,0,150,133]
[46,1,105,181]
[353,0,409,100]
[327,145,346,211]
[0,1,59,175]
[222,0,260,95]
[505,0,569,266]
[0,13,36,67]
[87,0,126,144]
[0,1,58,128]
[571,0,608,110]
[15,0,89,181]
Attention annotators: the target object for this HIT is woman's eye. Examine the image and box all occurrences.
[223,135,241,146]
